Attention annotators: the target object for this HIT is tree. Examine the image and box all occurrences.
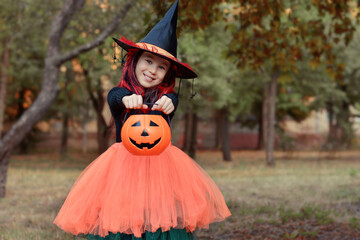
[82,58,113,154]
[178,22,240,160]
[0,1,17,138]
[55,61,88,155]
[228,1,359,165]
[0,44,10,139]
[0,0,135,198]
[58,1,148,154]
[0,0,50,139]
[324,26,360,149]
[163,0,360,165]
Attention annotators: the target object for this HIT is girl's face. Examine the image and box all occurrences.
[135,52,170,89]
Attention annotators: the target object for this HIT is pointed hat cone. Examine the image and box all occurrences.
[113,0,197,79]
[140,0,178,57]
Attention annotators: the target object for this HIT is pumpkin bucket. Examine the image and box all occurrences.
[121,114,171,156]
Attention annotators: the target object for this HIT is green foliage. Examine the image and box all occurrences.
[52,1,156,131]
[1,0,150,126]
[276,126,295,151]
[225,1,358,79]
[0,0,62,125]
[317,25,360,148]
[52,63,93,125]
[277,91,309,121]
[178,22,264,121]
[355,103,360,112]
[2,0,360,150]
[2,1,52,93]
[177,22,239,116]
[175,0,360,140]
[62,1,146,49]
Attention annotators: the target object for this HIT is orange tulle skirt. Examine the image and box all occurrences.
[53,143,231,238]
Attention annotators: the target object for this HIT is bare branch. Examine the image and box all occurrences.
[55,1,135,65]
[0,0,135,198]
[47,0,86,57]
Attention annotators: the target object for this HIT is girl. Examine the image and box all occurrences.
[54,1,231,239]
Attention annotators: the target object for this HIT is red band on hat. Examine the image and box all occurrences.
[136,43,177,61]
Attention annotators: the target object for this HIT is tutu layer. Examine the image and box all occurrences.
[54,143,231,238]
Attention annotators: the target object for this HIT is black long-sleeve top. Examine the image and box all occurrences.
[107,87,179,142]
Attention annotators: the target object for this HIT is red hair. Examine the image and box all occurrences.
[118,49,177,104]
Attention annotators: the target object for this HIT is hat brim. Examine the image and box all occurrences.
[113,37,197,79]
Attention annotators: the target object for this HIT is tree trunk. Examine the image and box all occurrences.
[327,102,335,141]
[83,121,88,153]
[60,65,74,156]
[0,0,82,198]
[60,113,69,156]
[189,113,198,158]
[262,85,269,150]
[220,109,231,161]
[338,99,352,149]
[326,101,337,149]
[326,101,344,150]
[0,64,60,197]
[97,115,112,154]
[265,69,279,166]
[0,44,10,139]
[83,67,112,155]
[183,112,191,152]
[0,0,134,198]
[214,109,222,150]
[257,101,264,150]
[0,151,11,197]
[337,83,352,149]
[183,111,197,158]
[18,89,30,154]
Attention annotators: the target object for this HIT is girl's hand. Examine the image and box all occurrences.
[122,94,148,110]
[152,95,175,114]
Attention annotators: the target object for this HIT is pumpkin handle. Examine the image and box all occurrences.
[143,102,158,109]
[122,107,171,129]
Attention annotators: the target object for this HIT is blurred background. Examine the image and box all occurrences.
[1,0,360,239]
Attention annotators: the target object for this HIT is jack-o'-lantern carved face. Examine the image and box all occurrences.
[121,114,171,155]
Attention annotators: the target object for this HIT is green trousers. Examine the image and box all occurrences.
[87,228,196,240]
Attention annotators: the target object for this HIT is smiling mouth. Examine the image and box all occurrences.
[130,138,161,149]
[144,74,154,82]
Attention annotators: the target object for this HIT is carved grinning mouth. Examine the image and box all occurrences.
[130,138,161,150]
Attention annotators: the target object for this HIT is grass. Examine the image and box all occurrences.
[1,150,360,239]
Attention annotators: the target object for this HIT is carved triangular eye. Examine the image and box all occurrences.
[150,121,158,127]
[131,121,141,127]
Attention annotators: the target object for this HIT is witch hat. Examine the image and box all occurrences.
[113,0,197,79]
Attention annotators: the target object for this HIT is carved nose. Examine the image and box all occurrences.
[141,129,149,136]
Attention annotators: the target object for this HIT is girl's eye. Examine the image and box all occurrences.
[159,66,165,70]
[146,60,152,64]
